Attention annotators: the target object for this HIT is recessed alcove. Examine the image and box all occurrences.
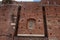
[58,20,60,22]
[38,20,40,22]
[50,33,52,35]
[27,18,36,30]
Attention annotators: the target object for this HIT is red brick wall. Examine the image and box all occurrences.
[45,6,60,40]
[0,1,60,40]
[17,2,44,35]
[0,5,18,40]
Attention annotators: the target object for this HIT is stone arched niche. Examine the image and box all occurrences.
[27,19,36,30]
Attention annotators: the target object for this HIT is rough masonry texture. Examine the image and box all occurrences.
[0,0,60,40]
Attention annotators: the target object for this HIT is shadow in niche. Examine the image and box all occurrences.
[14,36,48,40]
[14,6,21,36]
[42,6,48,38]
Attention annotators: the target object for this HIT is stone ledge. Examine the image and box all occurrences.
[17,34,45,37]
